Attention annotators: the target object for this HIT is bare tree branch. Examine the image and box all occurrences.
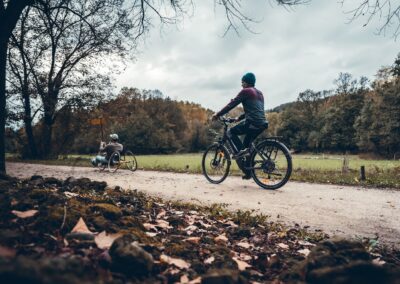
[339,0,400,38]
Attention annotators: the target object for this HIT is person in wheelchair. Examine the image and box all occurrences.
[91,133,123,167]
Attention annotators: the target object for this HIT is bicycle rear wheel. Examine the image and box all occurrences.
[124,151,138,172]
[202,143,231,184]
[250,140,292,190]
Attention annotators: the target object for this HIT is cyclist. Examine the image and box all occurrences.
[91,133,123,167]
[212,72,268,179]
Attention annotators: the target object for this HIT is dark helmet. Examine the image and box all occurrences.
[242,72,256,86]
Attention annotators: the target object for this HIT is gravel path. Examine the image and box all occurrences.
[7,162,400,248]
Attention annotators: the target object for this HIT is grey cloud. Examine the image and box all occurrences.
[115,0,399,110]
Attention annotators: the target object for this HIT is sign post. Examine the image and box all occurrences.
[89,118,105,141]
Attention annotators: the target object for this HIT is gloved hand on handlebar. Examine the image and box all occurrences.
[211,114,219,121]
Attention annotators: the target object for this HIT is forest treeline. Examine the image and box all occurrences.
[7,87,215,156]
[6,56,400,158]
[269,59,400,157]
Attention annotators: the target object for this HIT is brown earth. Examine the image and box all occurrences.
[7,162,400,248]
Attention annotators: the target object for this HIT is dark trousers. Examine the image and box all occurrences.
[229,121,267,174]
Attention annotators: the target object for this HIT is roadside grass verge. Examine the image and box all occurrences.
[7,153,400,189]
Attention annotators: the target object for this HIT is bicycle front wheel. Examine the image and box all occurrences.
[202,143,231,184]
[124,151,138,172]
[250,140,292,190]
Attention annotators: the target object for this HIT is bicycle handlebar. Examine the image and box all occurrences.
[218,116,236,124]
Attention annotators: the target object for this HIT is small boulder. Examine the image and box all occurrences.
[201,269,247,284]
[282,238,400,284]
[90,203,122,219]
[29,175,44,186]
[44,177,62,186]
[109,234,154,277]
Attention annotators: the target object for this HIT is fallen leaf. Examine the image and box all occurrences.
[171,210,184,216]
[185,215,196,225]
[204,256,215,264]
[160,254,190,269]
[298,240,315,246]
[0,245,16,258]
[180,274,189,283]
[184,237,201,244]
[184,225,198,231]
[145,232,158,237]
[143,223,157,231]
[224,220,238,228]
[232,257,251,271]
[297,248,311,256]
[238,253,252,261]
[95,231,122,249]
[277,243,289,249]
[188,277,202,284]
[156,209,166,219]
[214,234,228,243]
[11,209,38,218]
[71,217,93,234]
[156,219,172,229]
[237,241,251,249]
[64,191,79,198]
[197,220,212,228]
[166,267,180,275]
[249,270,264,277]
[372,258,386,266]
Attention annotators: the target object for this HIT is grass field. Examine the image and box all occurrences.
[7,153,400,189]
[59,153,400,171]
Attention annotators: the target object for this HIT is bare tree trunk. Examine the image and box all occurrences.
[0,39,7,173]
[23,92,38,158]
[41,96,56,158]
[0,0,32,173]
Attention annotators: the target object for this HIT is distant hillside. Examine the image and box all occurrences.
[267,101,297,113]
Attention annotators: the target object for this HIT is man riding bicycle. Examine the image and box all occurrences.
[91,133,123,167]
[212,72,268,179]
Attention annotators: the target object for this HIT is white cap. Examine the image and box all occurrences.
[110,133,119,140]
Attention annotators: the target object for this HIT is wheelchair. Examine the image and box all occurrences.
[98,149,138,173]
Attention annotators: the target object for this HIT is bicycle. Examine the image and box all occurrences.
[202,116,292,190]
[97,149,138,173]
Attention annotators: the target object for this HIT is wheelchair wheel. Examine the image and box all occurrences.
[108,151,121,173]
[124,151,138,172]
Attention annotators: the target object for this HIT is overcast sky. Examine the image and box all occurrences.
[115,0,399,111]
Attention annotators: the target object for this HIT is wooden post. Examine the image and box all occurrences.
[360,165,366,181]
[342,154,349,173]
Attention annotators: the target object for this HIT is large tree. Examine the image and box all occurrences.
[7,0,134,158]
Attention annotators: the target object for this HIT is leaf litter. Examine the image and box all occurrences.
[0,174,399,283]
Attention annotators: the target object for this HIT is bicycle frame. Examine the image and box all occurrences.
[213,117,285,171]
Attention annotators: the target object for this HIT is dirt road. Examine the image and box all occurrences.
[7,162,400,247]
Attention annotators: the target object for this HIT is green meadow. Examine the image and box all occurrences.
[8,153,400,188]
